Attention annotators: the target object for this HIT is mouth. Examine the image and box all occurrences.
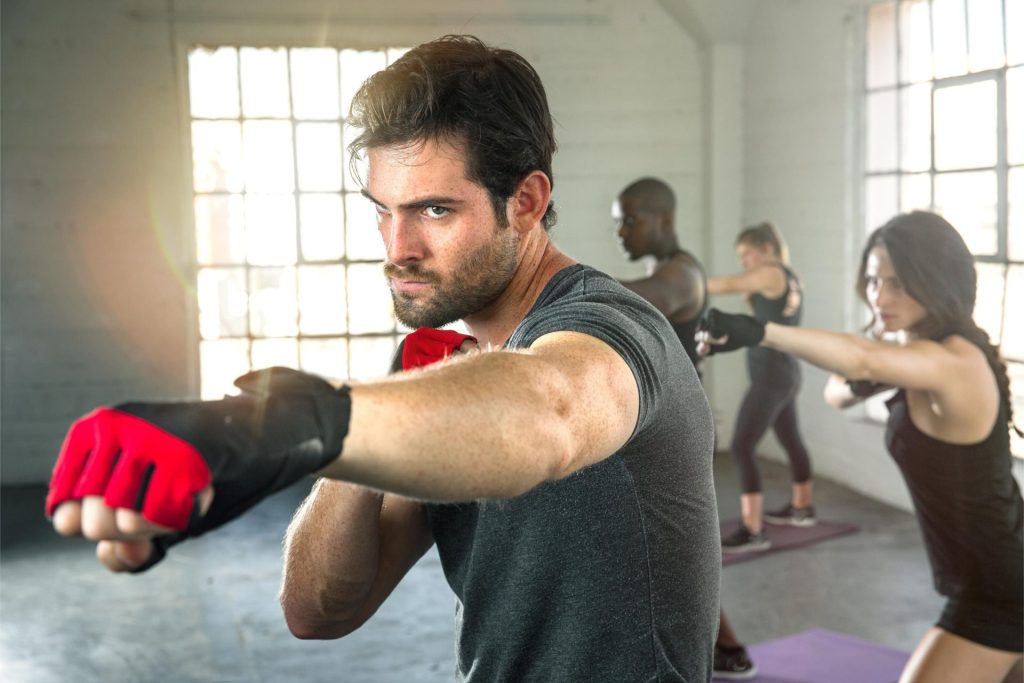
[390,278,432,294]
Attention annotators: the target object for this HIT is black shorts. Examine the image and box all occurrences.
[937,596,1024,653]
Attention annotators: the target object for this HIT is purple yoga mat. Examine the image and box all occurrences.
[715,628,908,683]
[721,518,860,566]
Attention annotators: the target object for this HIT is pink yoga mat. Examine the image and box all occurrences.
[721,518,860,566]
[714,628,908,682]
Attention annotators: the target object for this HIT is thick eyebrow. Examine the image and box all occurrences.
[360,189,466,211]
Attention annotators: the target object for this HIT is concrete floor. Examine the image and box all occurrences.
[0,455,941,683]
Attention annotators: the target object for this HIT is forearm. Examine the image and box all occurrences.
[279,479,384,636]
[761,323,877,380]
[325,351,575,501]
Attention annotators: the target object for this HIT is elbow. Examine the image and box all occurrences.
[278,587,364,640]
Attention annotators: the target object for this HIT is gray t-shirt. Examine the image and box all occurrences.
[426,264,720,682]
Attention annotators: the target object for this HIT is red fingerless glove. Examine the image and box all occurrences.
[46,409,211,530]
[401,327,476,370]
[46,367,352,571]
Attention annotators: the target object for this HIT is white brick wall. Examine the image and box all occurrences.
[1,0,703,483]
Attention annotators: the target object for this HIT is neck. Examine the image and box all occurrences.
[463,230,574,348]
[651,236,681,262]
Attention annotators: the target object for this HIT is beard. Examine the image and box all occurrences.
[384,227,520,329]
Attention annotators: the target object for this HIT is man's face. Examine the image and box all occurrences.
[365,139,520,329]
[612,195,658,261]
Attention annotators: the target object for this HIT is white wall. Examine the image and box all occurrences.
[0,0,704,484]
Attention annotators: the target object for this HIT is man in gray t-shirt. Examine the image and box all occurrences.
[47,35,720,682]
[428,264,719,680]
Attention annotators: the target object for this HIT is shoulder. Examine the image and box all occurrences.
[938,334,991,371]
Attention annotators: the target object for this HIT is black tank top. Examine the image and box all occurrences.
[885,389,1024,601]
[747,263,802,379]
[666,249,708,370]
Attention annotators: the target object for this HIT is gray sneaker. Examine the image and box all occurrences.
[764,503,817,527]
[721,525,771,553]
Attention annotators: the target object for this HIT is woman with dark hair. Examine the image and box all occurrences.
[706,222,815,552]
[698,210,1023,681]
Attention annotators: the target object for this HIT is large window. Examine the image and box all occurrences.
[187,46,408,399]
[864,0,1023,455]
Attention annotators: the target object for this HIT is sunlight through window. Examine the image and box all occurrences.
[188,46,408,399]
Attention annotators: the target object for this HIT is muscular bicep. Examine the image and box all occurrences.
[620,261,704,320]
[526,331,640,475]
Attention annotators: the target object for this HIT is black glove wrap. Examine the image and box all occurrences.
[698,308,766,355]
[117,367,351,572]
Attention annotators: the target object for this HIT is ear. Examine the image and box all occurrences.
[507,171,552,234]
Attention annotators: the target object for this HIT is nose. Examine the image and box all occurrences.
[383,214,425,265]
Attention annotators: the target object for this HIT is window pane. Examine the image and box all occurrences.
[240,47,290,118]
[296,123,342,192]
[348,336,399,381]
[301,338,348,382]
[195,195,245,265]
[299,265,347,335]
[198,268,247,339]
[975,262,1006,344]
[242,121,294,193]
[188,48,239,118]
[252,338,298,370]
[1010,167,1024,260]
[866,174,898,233]
[899,0,932,83]
[340,49,387,118]
[249,267,297,337]
[346,193,385,261]
[967,0,1005,72]
[200,339,249,399]
[934,80,997,170]
[934,170,998,255]
[299,193,345,261]
[901,173,931,212]
[245,195,296,265]
[386,48,410,65]
[900,84,931,171]
[192,121,243,193]
[1001,266,1023,362]
[867,2,897,88]
[932,0,969,78]
[867,89,898,172]
[1009,0,1024,66]
[1009,67,1024,165]
[348,263,394,334]
[290,48,340,120]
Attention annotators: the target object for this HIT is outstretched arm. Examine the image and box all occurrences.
[707,264,785,297]
[333,331,639,500]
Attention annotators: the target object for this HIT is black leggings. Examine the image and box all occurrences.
[731,366,812,494]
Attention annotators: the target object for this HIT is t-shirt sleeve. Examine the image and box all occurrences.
[510,290,676,435]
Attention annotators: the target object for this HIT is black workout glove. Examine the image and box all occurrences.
[697,308,766,356]
[845,379,892,398]
[46,367,351,572]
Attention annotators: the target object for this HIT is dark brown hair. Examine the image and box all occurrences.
[857,210,1021,438]
[347,35,557,229]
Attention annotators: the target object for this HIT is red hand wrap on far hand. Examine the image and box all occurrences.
[45,408,211,530]
[402,328,477,370]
